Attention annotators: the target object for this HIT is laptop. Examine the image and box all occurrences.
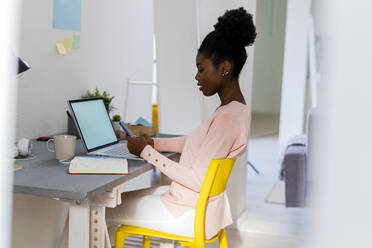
[68,98,140,160]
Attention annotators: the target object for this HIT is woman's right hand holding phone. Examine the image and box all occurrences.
[142,134,154,148]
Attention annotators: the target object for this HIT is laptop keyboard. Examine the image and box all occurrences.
[105,145,130,156]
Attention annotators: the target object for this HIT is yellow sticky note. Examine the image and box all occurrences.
[56,41,67,55]
[64,38,73,52]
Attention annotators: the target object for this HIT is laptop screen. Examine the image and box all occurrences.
[69,98,118,151]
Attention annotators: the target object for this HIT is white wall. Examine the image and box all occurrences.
[154,0,201,135]
[12,1,154,247]
[311,0,324,72]
[309,1,372,248]
[251,0,287,114]
[16,0,153,139]
[278,0,311,147]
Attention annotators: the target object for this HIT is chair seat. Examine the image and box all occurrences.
[108,209,196,238]
[106,186,196,238]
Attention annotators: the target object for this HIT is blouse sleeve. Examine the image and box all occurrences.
[140,112,241,192]
[153,136,186,153]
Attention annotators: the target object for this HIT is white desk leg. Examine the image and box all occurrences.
[89,184,126,248]
[69,201,90,248]
[90,206,106,248]
[159,239,176,248]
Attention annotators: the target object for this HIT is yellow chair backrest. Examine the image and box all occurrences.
[194,158,236,246]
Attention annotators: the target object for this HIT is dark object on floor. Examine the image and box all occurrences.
[283,145,307,207]
[281,107,319,208]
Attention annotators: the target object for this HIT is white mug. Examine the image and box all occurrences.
[47,135,76,162]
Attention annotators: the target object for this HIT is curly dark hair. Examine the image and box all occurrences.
[198,7,257,80]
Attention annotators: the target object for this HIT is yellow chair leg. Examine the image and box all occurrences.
[194,239,205,248]
[143,235,150,248]
[219,229,228,248]
[115,231,131,248]
[115,232,125,248]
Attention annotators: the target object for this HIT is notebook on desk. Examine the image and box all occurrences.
[69,156,129,174]
[68,98,140,160]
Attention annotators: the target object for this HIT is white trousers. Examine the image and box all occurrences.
[106,186,195,238]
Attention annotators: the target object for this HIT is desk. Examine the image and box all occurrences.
[13,134,179,248]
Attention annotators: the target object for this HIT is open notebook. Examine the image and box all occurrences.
[69,156,129,175]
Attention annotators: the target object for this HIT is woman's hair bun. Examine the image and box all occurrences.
[214,7,257,47]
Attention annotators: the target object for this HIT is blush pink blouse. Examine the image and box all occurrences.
[140,101,250,239]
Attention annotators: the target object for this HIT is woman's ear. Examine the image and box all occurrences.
[219,60,233,76]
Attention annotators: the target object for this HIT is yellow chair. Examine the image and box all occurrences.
[115,158,236,248]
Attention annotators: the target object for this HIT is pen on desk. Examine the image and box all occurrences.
[119,121,132,137]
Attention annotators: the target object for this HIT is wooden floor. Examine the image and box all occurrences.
[122,114,311,247]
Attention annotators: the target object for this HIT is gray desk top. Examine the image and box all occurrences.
[13,134,180,201]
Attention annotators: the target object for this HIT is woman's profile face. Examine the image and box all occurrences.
[195,53,223,96]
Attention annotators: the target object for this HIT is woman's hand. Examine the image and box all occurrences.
[142,134,154,148]
[127,136,148,156]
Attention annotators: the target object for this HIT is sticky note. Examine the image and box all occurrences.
[64,38,73,52]
[56,41,67,55]
[53,0,81,31]
[72,35,80,49]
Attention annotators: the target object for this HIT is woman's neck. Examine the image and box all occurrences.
[217,79,246,106]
